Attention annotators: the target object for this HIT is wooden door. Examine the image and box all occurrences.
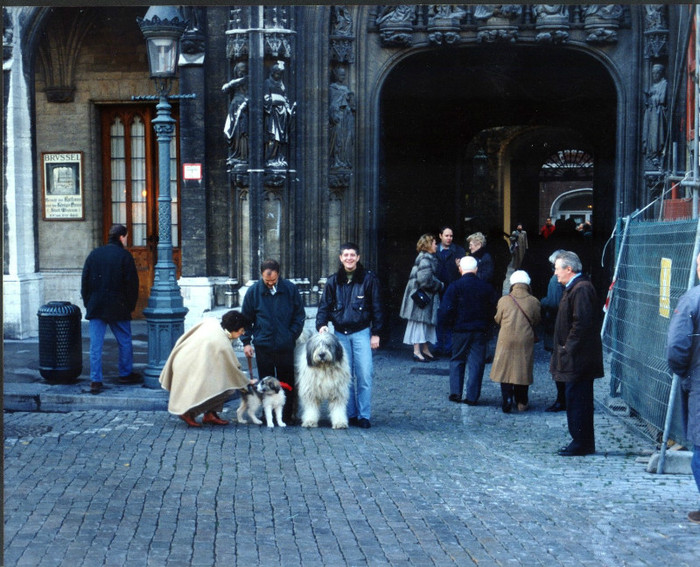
[100,104,181,318]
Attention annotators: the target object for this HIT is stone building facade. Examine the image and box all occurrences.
[3,5,696,338]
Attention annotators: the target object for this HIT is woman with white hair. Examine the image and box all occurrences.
[489,270,541,413]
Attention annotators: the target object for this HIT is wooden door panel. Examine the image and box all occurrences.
[131,248,153,318]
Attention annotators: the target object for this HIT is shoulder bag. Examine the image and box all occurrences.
[509,294,540,342]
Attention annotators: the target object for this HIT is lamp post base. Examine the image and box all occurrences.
[142,305,188,389]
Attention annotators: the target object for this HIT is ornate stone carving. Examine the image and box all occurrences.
[474,5,522,43]
[37,8,95,103]
[329,170,352,193]
[427,5,465,45]
[263,61,296,168]
[3,9,13,67]
[264,170,287,189]
[642,63,668,169]
[582,4,623,44]
[223,61,249,166]
[226,34,248,60]
[643,5,668,59]
[180,6,205,65]
[330,6,355,63]
[265,32,293,59]
[376,5,416,47]
[533,5,570,44]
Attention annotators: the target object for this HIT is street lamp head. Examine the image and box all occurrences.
[137,6,187,79]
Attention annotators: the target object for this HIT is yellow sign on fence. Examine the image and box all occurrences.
[659,257,672,318]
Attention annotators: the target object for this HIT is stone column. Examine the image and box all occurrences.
[3,7,43,339]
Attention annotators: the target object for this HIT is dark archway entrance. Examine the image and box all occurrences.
[378,44,617,319]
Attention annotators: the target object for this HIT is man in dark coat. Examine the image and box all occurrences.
[550,250,604,456]
[81,224,140,393]
[438,256,496,405]
[242,259,306,424]
[434,226,465,356]
[666,252,700,524]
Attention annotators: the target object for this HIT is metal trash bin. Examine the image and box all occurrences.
[37,301,83,383]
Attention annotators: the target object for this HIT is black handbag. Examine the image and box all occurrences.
[411,289,430,309]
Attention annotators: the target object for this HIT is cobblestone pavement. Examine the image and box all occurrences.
[4,343,700,566]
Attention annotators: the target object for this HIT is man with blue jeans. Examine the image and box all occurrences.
[438,256,495,405]
[81,224,140,393]
[667,252,700,524]
[317,243,384,429]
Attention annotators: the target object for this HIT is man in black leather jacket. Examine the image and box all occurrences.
[317,243,384,428]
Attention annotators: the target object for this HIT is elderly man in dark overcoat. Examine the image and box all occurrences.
[550,250,604,456]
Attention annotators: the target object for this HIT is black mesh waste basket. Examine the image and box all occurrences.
[37,301,83,383]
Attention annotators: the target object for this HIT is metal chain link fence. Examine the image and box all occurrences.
[602,218,699,446]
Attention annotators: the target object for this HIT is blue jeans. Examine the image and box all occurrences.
[89,319,133,383]
[693,446,700,495]
[449,330,487,403]
[335,328,373,420]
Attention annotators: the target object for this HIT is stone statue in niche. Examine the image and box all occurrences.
[332,5,353,36]
[642,63,668,169]
[376,5,416,46]
[582,4,623,43]
[533,5,569,43]
[223,61,249,164]
[263,61,296,168]
[329,67,355,170]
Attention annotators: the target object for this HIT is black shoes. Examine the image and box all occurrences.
[349,417,371,429]
[462,399,478,406]
[558,443,595,457]
[448,394,462,403]
[502,398,512,413]
[413,355,429,363]
[89,381,103,395]
[545,401,566,413]
[118,371,142,384]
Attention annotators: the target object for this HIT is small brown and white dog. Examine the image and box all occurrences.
[236,376,286,428]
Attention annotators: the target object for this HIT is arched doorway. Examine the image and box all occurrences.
[377,44,617,315]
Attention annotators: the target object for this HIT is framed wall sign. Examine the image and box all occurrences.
[42,151,84,220]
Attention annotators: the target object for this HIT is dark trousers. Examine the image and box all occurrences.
[449,330,487,403]
[500,383,529,406]
[564,380,595,451]
[254,347,297,424]
[555,381,566,405]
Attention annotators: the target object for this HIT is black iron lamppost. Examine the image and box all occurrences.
[134,6,193,388]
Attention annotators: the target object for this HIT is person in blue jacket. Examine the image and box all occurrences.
[667,252,700,524]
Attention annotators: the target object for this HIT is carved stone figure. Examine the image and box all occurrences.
[332,6,353,36]
[428,5,466,45]
[329,67,355,169]
[582,4,623,43]
[263,61,296,167]
[642,63,668,168]
[223,61,249,164]
[533,5,569,43]
[474,4,522,43]
[376,5,415,46]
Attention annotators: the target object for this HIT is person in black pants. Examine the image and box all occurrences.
[241,259,306,425]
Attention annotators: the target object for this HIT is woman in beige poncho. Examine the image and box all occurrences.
[159,310,253,427]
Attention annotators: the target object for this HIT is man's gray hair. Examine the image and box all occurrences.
[556,251,582,274]
[548,249,566,265]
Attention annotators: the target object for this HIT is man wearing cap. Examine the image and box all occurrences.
[438,255,496,405]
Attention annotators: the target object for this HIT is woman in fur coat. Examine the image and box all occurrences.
[399,234,444,362]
